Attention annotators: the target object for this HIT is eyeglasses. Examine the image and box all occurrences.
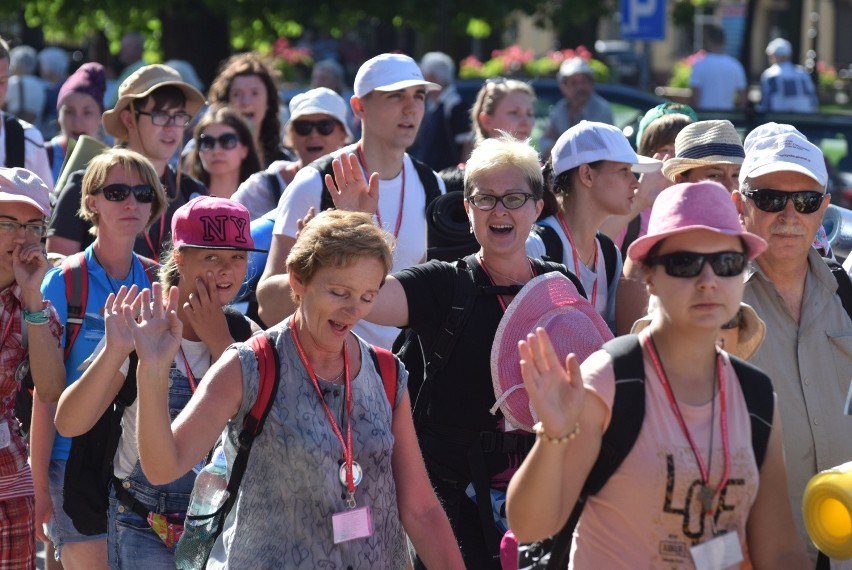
[467,192,535,211]
[291,119,339,136]
[198,132,240,151]
[135,110,193,128]
[0,220,46,238]
[740,188,825,214]
[93,183,156,204]
[646,251,747,278]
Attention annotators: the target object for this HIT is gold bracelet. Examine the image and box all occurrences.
[533,421,580,444]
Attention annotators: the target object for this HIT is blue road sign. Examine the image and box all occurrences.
[621,0,666,41]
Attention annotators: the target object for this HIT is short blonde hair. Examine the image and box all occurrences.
[464,134,543,200]
[286,210,394,302]
[79,148,167,236]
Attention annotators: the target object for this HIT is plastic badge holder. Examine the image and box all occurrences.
[803,461,852,559]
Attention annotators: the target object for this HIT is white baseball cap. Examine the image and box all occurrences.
[766,38,793,58]
[353,53,440,98]
[740,131,827,187]
[558,57,593,80]
[288,87,353,139]
[551,121,662,175]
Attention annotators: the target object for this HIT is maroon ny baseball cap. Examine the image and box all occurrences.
[171,196,267,252]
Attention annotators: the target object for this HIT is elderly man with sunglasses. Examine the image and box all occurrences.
[732,125,852,570]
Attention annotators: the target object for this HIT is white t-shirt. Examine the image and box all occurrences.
[273,144,445,349]
[689,54,747,110]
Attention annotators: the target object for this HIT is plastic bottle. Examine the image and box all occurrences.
[803,461,852,560]
[186,446,229,517]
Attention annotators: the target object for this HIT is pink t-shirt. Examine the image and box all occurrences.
[573,332,761,569]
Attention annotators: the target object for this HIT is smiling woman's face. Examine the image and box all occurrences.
[228,74,268,131]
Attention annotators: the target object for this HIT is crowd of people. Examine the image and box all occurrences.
[0,28,849,570]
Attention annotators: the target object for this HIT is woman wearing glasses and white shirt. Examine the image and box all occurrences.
[329,135,585,568]
[30,148,168,569]
[184,106,262,200]
[507,181,810,569]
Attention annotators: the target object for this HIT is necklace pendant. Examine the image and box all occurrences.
[339,461,363,488]
[699,485,714,512]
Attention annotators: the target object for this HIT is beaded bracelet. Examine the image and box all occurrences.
[533,421,581,444]
[23,307,50,326]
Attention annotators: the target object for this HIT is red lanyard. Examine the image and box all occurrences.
[289,318,357,496]
[178,347,199,393]
[556,212,598,307]
[644,335,730,517]
[356,145,405,239]
[477,255,536,312]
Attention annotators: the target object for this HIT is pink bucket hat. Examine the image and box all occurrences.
[490,272,613,432]
[0,167,51,217]
[171,196,267,252]
[627,181,767,263]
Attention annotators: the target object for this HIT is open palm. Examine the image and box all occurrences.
[324,152,380,214]
[124,283,183,369]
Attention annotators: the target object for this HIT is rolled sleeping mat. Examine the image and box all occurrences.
[54,135,109,193]
[427,191,479,262]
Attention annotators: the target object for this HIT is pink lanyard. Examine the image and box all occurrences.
[556,212,598,306]
[477,255,536,312]
[355,145,405,239]
[644,335,731,518]
[289,318,357,497]
[178,347,199,393]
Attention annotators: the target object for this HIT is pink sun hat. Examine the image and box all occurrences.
[627,181,767,263]
[490,272,613,432]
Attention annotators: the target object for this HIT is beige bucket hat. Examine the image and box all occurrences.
[661,120,745,182]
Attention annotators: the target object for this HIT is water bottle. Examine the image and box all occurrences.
[187,446,229,517]
[803,461,852,560]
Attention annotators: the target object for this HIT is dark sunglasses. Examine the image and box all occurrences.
[467,192,535,211]
[292,119,338,136]
[198,132,240,151]
[94,183,156,204]
[740,188,825,214]
[647,251,747,278]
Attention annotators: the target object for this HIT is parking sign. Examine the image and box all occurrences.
[621,0,666,41]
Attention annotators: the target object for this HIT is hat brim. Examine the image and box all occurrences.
[102,81,205,140]
[742,161,827,187]
[632,155,664,173]
[178,244,268,254]
[288,106,354,140]
[662,156,746,182]
[0,193,49,217]
[370,79,441,94]
[627,224,768,263]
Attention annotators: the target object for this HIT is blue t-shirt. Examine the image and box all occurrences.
[40,245,155,460]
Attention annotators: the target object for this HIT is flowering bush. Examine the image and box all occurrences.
[668,50,706,88]
[459,44,611,82]
[271,38,314,83]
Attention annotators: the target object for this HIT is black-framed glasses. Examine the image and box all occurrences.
[0,220,46,238]
[467,192,535,211]
[291,119,338,136]
[198,132,240,151]
[646,251,747,278]
[135,110,192,128]
[741,188,825,214]
[94,183,156,204]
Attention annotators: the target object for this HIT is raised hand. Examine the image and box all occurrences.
[295,206,316,239]
[13,243,51,309]
[183,272,231,349]
[104,285,139,355]
[519,327,585,439]
[123,283,182,369]
[324,153,380,214]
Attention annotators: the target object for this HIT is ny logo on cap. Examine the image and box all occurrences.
[200,214,248,245]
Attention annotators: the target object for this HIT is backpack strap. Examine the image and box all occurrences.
[528,257,587,299]
[369,345,398,410]
[3,114,25,168]
[621,215,642,259]
[532,224,564,264]
[265,171,283,205]
[223,305,254,343]
[825,258,852,323]
[596,231,619,291]
[222,331,281,513]
[409,155,442,205]
[729,355,774,469]
[61,252,88,361]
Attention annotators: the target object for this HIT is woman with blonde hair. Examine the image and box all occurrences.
[30,148,167,569]
[471,78,536,147]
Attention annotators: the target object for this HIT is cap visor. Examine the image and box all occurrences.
[745,162,826,187]
[179,244,268,253]
[372,79,441,93]
[631,155,663,173]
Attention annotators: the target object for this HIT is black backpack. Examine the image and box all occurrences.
[531,224,619,291]
[62,306,253,535]
[3,114,25,168]
[522,334,775,569]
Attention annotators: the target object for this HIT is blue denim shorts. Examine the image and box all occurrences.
[106,485,184,569]
[45,459,107,559]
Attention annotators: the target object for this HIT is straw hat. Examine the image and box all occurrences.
[490,272,613,432]
[631,303,766,360]
[661,120,745,182]
[102,64,205,140]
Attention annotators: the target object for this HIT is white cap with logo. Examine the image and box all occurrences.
[551,121,661,176]
[354,53,440,98]
[739,130,827,187]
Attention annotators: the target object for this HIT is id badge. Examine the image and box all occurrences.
[0,422,10,449]
[690,531,744,570]
[332,506,373,544]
